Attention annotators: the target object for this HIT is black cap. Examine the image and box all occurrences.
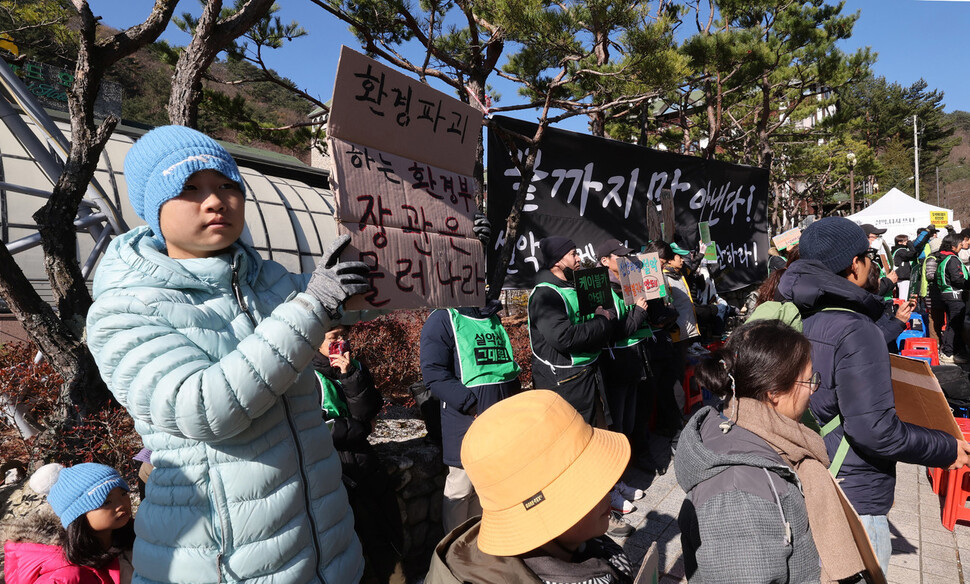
[539,236,577,269]
[596,238,634,259]
[860,223,887,236]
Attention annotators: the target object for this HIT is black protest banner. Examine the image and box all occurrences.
[573,267,612,316]
[486,116,769,291]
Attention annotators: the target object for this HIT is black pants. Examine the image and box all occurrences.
[942,295,966,356]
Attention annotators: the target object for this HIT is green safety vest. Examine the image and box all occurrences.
[918,244,933,297]
[608,289,653,348]
[877,265,892,301]
[446,309,521,388]
[315,365,357,419]
[530,282,601,366]
[937,254,969,293]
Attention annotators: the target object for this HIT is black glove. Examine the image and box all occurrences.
[473,212,491,247]
[306,234,370,315]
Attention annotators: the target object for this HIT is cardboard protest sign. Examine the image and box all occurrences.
[890,355,964,441]
[486,116,769,292]
[771,227,801,251]
[833,480,889,584]
[328,48,485,309]
[329,46,481,176]
[930,210,949,228]
[633,542,659,584]
[573,267,611,316]
[638,252,667,300]
[616,256,645,305]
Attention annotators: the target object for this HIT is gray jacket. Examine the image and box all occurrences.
[675,407,821,584]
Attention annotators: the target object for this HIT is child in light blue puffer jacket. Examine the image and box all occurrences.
[86,125,370,584]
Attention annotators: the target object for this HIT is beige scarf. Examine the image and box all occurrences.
[732,397,866,583]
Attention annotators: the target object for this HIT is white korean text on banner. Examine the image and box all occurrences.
[486,116,769,292]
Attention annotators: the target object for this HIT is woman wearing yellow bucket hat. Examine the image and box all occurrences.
[425,390,634,584]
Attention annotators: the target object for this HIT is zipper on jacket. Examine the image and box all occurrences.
[231,253,257,328]
[280,395,329,584]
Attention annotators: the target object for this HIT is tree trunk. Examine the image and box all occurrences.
[486,123,549,301]
[168,0,276,127]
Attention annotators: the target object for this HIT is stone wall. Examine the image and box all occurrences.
[371,424,447,581]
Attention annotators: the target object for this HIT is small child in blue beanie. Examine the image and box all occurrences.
[3,463,135,584]
[85,126,370,584]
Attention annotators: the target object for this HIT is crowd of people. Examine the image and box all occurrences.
[4,124,969,584]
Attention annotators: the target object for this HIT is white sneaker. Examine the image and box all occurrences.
[610,489,636,514]
[940,353,956,365]
[616,480,645,501]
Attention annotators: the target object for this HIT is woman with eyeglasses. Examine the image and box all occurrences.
[675,319,871,584]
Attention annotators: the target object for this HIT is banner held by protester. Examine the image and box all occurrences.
[486,116,769,292]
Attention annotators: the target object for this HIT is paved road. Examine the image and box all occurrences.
[615,444,970,583]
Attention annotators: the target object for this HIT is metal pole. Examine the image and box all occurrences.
[937,166,941,206]
[914,115,920,201]
[849,166,855,213]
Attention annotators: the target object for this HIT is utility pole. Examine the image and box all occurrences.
[937,166,940,206]
[913,115,920,201]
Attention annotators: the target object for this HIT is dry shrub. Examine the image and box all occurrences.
[0,343,140,479]
[349,311,429,404]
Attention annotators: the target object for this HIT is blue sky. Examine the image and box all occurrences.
[88,0,969,134]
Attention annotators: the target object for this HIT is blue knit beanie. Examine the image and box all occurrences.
[799,216,869,274]
[30,463,130,528]
[124,125,245,242]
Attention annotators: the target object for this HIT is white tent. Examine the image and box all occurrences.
[847,187,952,240]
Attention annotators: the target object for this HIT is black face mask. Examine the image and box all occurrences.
[562,267,575,282]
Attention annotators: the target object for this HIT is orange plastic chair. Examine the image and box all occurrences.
[900,347,939,366]
[683,366,703,415]
[941,421,970,530]
[903,337,939,355]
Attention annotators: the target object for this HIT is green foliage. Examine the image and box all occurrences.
[835,74,958,195]
[497,1,686,134]
[0,0,78,67]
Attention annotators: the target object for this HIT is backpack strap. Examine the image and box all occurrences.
[820,414,850,479]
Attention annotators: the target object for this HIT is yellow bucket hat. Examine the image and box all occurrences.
[461,390,631,556]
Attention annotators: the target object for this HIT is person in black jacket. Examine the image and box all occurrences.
[313,324,403,583]
[420,300,521,533]
[778,217,970,577]
[935,232,970,363]
[596,238,651,439]
[529,236,615,425]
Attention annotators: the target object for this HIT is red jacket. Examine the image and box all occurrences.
[3,541,119,584]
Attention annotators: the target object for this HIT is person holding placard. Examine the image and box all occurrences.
[85,126,368,584]
[778,217,970,576]
[596,238,651,439]
[529,236,615,426]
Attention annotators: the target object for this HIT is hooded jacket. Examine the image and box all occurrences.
[2,506,121,584]
[85,227,363,584]
[675,407,820,584]
[421,303,521,467]
[778,259,956,515]
[425,518,630,584]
